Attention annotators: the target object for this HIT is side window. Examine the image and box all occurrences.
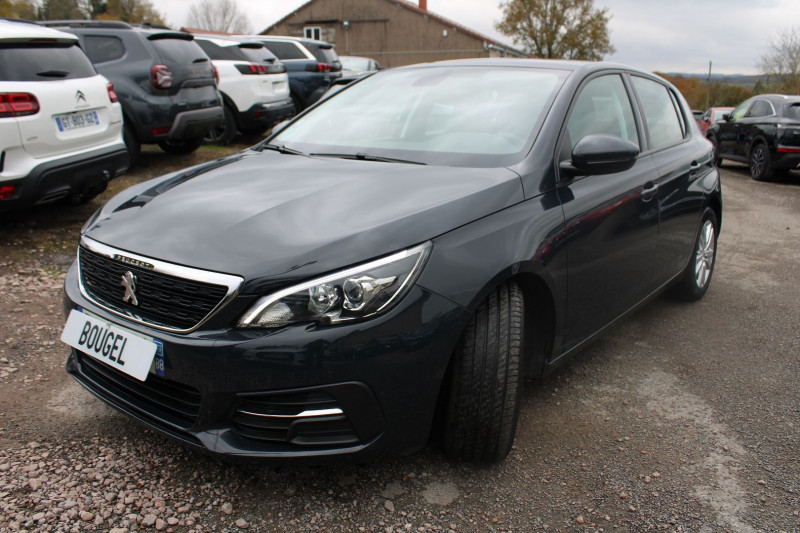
[565,74,639,153]
[304,27,321,41]
[83,35,125,64]
[632,76,685,150]
[263,41,307,60]
[730,101,750,120]
[747,100,774,118]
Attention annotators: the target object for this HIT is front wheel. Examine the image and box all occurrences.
[158,138,202,155]
[672,209,718,301]
[443,282,524,463]
[749,143,772,181]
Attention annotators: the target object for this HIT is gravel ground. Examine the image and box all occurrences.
[0,148,798,533]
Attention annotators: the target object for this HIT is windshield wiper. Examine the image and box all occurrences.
[256,143,306,156]
[311,152,426,165]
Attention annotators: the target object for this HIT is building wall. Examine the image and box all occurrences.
[264,0,508,68]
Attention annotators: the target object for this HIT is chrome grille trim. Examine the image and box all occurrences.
[78,235,244,334]
[236,408,345,419]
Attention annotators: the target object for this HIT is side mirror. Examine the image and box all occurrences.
[721,113,730,121]
[560,134,639,176]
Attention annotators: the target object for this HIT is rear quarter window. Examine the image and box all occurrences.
[263,41,307,60]
[149,37,208,66]
[84,35,126,64]
[0,43,97,81]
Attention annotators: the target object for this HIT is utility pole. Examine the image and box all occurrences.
[706,60,712,109]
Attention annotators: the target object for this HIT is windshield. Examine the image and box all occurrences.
[272,65,567,167]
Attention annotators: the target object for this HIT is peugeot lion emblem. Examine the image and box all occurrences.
[120,271,139,306]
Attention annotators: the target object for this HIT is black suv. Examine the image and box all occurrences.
[42,21,223,166]
[707,93,800,181]
[251,36,342,111]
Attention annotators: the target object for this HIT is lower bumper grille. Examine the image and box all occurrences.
[76,351,201,428]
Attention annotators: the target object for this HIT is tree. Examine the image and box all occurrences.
[186,0,250,34]
[759,27,800,94]
[0,0,38,19]
[94,0,165,24]
[37,0,85,19]
[495,0,614,60]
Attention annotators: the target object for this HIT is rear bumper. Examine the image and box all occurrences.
[167,106,224,140]
[237,98,294,130]
[0,144,128,212]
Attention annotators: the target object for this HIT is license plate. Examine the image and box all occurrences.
[55,110,100,132]
[61,309,157,382]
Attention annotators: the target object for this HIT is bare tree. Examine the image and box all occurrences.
[187,0,250,34]
[759,27,800,94]
[495,0,614,61]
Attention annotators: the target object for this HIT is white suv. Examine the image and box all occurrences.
[0,19,127,211]
[193,36,293,144]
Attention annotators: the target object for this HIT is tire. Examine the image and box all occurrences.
[749,142,772,181]
[239,126,267,137]
[672,209,718,301]
[443,282,524,463]
[203,104,237,145]
[123,122,140,168]
[291,94,303,115]
[158,138,202,155]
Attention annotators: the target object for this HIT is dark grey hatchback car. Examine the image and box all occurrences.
[61,59,721,463]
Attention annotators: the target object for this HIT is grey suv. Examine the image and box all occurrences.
[42,21,223,166]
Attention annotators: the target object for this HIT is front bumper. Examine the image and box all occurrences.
[63,261,470,460]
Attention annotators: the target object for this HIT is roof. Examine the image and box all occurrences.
[261,0,526,56]
[0,18,78,43]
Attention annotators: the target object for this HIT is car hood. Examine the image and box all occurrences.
[84,151,523,292]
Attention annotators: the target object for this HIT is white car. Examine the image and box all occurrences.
[193,36,294,144]
[0,19,127,211]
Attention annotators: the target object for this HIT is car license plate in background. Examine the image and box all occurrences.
[60,309,157,381]
[55,110,100,132]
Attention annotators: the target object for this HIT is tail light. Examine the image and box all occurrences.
[0,185,15,199]
[234,63,270,75]
[107,82,119,103]
[306,62,331,72]
[0,93,40,117]
[213,64,220,86]
[150,64,173,90]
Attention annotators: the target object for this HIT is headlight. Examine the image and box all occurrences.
[237,242,432,328]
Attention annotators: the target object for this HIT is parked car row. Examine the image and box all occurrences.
[1,17,349,212]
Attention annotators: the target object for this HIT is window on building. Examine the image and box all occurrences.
[304,26,321,41]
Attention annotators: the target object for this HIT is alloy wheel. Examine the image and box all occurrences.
[694,219,715,288]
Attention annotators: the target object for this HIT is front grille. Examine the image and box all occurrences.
[76,351,201,428]
[79,246,229,331]
[233,390,360,447]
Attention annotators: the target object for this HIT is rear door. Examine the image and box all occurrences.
[147,34,217,107]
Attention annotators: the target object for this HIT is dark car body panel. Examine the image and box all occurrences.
[63,59,722,460]
[709,94,800,172]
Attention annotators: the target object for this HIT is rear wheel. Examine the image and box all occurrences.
[672,209,718,301]
[158,138,202,155]
[749,142,772,181]
[443,282,524,463]
[203,104,237,145]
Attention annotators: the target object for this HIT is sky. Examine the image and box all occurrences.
[158,0,800,76]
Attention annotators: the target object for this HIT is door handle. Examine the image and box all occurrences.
[690,162,702,174]
[641,182,659,201]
